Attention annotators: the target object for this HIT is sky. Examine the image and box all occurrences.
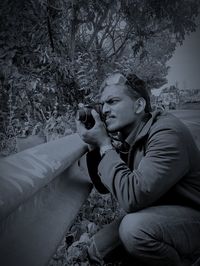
[165,21,200,90]
[152,21,200,96]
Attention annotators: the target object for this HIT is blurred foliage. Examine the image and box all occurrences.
[0,0,199,155]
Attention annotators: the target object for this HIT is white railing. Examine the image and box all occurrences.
[0,134,92,266]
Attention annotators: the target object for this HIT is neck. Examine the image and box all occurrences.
[120,117,142,139]
[120,112,149,140]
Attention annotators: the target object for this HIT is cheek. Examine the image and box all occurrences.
[115,103,134,117]
[117,106,135,124]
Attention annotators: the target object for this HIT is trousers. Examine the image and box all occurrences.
[88,205,200,266]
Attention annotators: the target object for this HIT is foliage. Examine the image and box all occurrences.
[0,0,199,156]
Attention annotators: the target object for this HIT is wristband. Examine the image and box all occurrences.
[100,144,114,157]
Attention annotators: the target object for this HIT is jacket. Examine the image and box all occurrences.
[87,111,200,213]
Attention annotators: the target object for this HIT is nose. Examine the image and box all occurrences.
[102,103,110,115]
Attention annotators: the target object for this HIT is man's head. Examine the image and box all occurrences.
[99,73,151,136]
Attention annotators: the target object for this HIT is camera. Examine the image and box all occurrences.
[76,103,103,129]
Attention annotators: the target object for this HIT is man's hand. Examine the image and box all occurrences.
[76,109,112,148]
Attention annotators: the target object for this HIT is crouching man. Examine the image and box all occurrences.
[76,73,200,266]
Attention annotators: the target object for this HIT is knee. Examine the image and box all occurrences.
[119,213,148,255]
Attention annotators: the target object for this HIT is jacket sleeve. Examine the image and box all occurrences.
[86,149,109,194]
[97,128,190,212]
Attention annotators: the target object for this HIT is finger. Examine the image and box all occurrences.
[91,109,101,123]
[75,118,81,127]
[75,119,80,134]
[75,119,86,133]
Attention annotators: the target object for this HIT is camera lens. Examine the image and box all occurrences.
[77,106,95,129]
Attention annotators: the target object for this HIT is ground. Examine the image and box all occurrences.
[48,189,124,266]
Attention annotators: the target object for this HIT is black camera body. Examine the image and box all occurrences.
[77,103,103,129]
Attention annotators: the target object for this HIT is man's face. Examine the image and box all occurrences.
[100,84,138,135]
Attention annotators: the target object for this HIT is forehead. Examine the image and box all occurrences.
[100,84,130,102]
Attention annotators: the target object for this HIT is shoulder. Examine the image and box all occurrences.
[150,111,189,134]
[145,111,199,152]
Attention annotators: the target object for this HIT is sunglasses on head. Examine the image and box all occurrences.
[100,73,129,90]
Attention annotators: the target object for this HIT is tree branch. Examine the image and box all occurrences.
[99,15,121,48]
[108,28,132,60]
[47,0,54,52]
[86,2,114,50]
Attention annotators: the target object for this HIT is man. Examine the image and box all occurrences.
[76,73,200,266]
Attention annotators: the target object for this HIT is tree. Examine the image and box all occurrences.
[48,0,199,91]
[0,0,199,154]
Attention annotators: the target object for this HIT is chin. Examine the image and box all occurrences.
[107,125,120,133]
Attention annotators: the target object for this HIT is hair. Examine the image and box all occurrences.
[125,73,152,113]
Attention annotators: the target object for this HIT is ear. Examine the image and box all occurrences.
[135,98,146,114]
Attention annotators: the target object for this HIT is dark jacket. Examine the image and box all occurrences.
[87,111,200,213]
